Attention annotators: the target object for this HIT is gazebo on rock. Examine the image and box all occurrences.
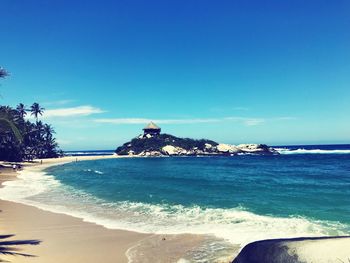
[143,122,161,136]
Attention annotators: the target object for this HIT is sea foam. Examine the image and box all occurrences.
[276,148,350,154]
[0,168,347,247]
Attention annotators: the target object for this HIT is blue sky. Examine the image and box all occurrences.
[1,0,349,150]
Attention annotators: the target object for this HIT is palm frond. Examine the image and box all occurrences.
[0,68,9,78]
[0,235,41,262]
[0,118,23,143]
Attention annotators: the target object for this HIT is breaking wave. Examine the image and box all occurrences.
[0,167,347,247]
[84,169,104,174]
[276,148,350,154]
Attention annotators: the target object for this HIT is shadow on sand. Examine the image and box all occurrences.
[0,234,41,262]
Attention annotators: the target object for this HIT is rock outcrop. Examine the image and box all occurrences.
[115,133,278,156]
[238,144,275,154]
[161,145,186,155]
[217,144,241,154]
[232,236,350,263]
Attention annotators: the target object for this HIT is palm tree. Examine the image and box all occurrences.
[0,67,9,98]
[0,109,23,143]
[44,124,55,137]
[16,103,27,118]
[0,67,9,78]
[1,69,61,161]
[0,105,61,161]
[30,103,45,122]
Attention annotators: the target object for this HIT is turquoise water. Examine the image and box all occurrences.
[0,147,349,257]
[47,155,350,224]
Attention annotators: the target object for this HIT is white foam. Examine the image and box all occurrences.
[0,168,61,202]
[66,151,114,155]
[277,148,350,154]
[84,169,104,174]
[0,168,347,247]
[99,202,346,245]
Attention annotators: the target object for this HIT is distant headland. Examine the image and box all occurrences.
[115,122,278,156]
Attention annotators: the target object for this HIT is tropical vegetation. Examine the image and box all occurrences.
[115,133,219,155]
[0,103,63,161]
[0,67,62,161]
[1,69,46,261]
[0,67,9,78]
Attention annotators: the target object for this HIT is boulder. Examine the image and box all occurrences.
[161,145,185,155]
[216,144,241,154]
[232,236,350,263]
[138,150,162,157]
[232,238,300,263]
[237,144,276,154]
[205,143,212,149]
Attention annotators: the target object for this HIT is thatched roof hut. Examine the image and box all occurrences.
[143,122,161,135]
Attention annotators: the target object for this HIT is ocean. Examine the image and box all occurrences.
[1,144,350,262]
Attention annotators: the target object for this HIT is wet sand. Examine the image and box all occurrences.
[0,156,149,263]
[0,157,239,262]
[0,199,149,263]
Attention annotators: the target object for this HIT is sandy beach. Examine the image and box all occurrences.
[0,156,148,263]
[0,156,238,263]
[0,199,149,263]
[2,156,348,263]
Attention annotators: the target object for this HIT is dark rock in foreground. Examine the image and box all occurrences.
[232,236,350,263]
[233,239,300,263]
[115,133,278,156]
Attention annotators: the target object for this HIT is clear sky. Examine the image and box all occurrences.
[1,0,349,150]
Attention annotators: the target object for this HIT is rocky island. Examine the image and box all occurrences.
[115,122,278,156]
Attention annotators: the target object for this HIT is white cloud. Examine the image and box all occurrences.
[42,99,76,106]
[94,116,291,126]
[243,119,265,126]
[94,118,220,124]
[223,117,265,126]
[44,106,104,118]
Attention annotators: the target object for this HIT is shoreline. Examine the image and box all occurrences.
[3,155,348,262]
[0,155,150,263]
[0,156,239,262]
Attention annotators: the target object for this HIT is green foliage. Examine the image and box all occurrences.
[16,103,27,118]
[116,133,218,155]
[0,118,23,143]
[0,67,9,78]
[0,104,62,161]
[30,102,45,121]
